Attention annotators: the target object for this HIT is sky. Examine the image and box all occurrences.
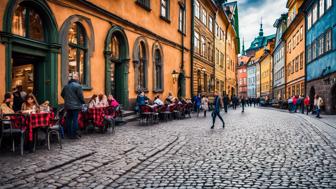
[235,0,287,53]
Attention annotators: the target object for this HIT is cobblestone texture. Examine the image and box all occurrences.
[1,107,336,188]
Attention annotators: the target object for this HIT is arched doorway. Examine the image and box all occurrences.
[331,84,336,113]
[105,26,129,108]
[3,0,59,105]
[309,86,316,109]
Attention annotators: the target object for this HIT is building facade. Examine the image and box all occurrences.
[283,0,305,99]
[237,55,249,97]
[272,14,287,100]
[192,0,216,96]
[260,39,275,99]
[247,61,256,98]
[0,0,192,108]
[303,0,336,114]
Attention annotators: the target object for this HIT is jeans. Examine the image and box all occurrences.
[242,104,245,112]
[66,110,79,137]
[211,111,225,126]
[316,108,321,118]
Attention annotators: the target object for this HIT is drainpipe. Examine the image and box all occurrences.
[224,24,229,95]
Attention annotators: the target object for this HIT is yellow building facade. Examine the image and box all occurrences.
[284,0,305,98]
[260,54,273,98]
[0,0,192,108]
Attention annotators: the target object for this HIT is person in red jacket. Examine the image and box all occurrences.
[304,96,310,115]
[292,96,298,113]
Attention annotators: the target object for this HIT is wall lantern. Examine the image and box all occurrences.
[172,70,179,83]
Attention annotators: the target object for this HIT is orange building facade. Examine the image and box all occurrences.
[283,0,305,98]
[0,0,192,108]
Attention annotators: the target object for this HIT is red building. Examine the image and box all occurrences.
[237,55,250,98]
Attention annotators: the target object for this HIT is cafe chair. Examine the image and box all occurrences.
[0,114,26,155]
[47,108,64,150]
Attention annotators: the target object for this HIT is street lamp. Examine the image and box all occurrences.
[172,70,179,84]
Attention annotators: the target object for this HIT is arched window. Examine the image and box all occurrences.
[111,35,120,60]
[154,49,163,90]
[12,3,44,41]
[68,22,87,84]
[137,41,147,90]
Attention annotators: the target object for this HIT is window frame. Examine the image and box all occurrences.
[160,0,170,22]
[136,0,151,11]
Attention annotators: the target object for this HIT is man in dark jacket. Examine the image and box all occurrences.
[211,91,225,129]
[61,73,85,139]
[241,96,246,113]
[223,93,229,113]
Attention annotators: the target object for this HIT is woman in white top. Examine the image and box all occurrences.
[88,94,98,108]
[201,95,209,117]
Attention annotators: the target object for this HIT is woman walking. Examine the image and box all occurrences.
[201,95,209,117]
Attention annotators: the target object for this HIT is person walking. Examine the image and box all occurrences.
[223,93,229,113]
[316,95,323,118]
[304,96,310,115]
[232,95,237,110]
[241,96,246,113]
[201,95,209,117]
[61,73,85,139]
[211,91,225,129]
[194,93,202,117]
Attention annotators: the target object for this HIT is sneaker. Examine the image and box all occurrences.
[210,125,214,129]
[222,123,225,129]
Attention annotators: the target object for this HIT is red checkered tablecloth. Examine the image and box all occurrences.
[87,108,105,128]
[26,112,54,141]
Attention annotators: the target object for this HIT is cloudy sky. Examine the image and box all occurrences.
[235,0,287,53]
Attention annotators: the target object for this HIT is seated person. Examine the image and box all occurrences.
[40,101,51,112]
[165,92,174,105]
[107,95,120,108]
[21,94,39,113]
[96,94,109,108]
[136,91,149,106]
[88,94,98,108]
[153,95,164,106]
[1,92,15,114]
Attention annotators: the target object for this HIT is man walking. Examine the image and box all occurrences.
[241,96,246,113]
[211,91,225,129]
[61,73,85,139]
[316,95,323,118]
[223,93,229,113]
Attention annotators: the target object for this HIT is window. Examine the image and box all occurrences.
[68,22,87,84]
[202,8,207,25]
[136,0,150,10]
[136,41,147,90]
[160,0,169,19]
[307,12,312,30]
[178,7,185,33]
[318,35,325,56]
[203,73,207,92]
[291,60,294,74]
[154,49,163,90]
[295,57,299,72]
[208,41,212,61]
[320,0,325,17]
[197,70,201,92]
[195,0,200,19]
[12,4,44,41]
[307,46,311,62]
[220,52,224,68]
[312,4,318,24]
[300,27,303,41]
[201,36,206,57]
[215,24,219,37]
[110,35,120,60]
[288,40,291,53]
[209,17,213,32]
[300,52,304,70]
[326,0,332,9]
[293,34,296,48]
[326,29,332,52]
[194,31,200,53]
[215,49,219,64]
[312,41,317,59]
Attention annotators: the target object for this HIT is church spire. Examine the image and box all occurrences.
[259,17,264,37]
[242,37,246,55]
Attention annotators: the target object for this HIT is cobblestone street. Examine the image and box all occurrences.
[1,107,336,189]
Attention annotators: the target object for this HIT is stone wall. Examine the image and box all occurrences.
[306,72,336,114]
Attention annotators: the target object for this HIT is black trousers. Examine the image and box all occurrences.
[212,111,224,126]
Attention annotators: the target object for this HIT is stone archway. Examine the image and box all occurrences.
[331,84,336,113]
[104,26,130,108]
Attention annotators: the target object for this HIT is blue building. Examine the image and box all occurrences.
[303,0,336,114]
[272,14,287,100]
[247,61,257,98]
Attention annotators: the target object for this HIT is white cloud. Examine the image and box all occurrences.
[236,0,287,51]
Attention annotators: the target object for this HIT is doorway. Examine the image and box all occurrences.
[110,60,126,105]
[11,52,44,101]
[331,84,336,113]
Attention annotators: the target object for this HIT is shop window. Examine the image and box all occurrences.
[68,22,87,85]
[12,4,44,41]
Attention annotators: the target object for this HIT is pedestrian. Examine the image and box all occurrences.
[304,95,310,115]
[253,98,256,107]
[241,96,246,113]
[292,96,298,113]
[223,93,229,113]
[61,72,85,139]
[194,93,201,117]
[232,95,237,110]
[12,85,26,112]
[288,97,293,112]
[316,95,323,118]
[299,95,304,114]
[211,91,225,129]
[201,95,209,117]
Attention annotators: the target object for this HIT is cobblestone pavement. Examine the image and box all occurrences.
[1,107,336,189]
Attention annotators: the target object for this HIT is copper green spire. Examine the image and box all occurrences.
[259,17,264,37]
